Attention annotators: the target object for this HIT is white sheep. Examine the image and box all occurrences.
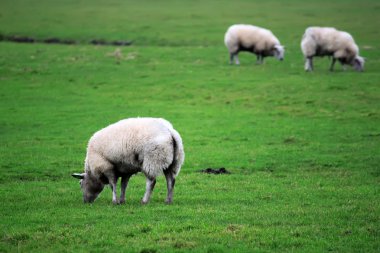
[301,27,365,72]
[224,24,285,65]
[72,117,184,204]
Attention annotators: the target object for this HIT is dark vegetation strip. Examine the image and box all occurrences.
[0,34,133,46]
[199,168,231,174]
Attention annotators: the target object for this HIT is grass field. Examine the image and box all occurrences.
[1,0,379,252]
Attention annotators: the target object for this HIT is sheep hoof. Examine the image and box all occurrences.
[118,199,126,205]
[165,199,173,205]
[141,199,149,205]
[112,199,119,205]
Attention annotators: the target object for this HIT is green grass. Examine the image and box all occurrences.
[0,0,379,252]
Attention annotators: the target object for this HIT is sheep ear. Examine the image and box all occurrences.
[72,173,85,179]
[274,45,284,51]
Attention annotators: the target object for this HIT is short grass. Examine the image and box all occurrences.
[0,0,379,252]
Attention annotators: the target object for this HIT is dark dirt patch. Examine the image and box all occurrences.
[43,38,62,44]
[90,39,132,46]
[140,249,157,253]
[90,39,107,45]
[0,34,132,46]
[5,35,35,43]
[367,112,377,117]
[111,40,132,46]
[199,167,231,174]
[363,133,380,137]
[173,241,196,249]
[284,136,297,144]
[61,39,76,45]
[343,230,352,235]
[43,38,76,45]
[140,226,152,233]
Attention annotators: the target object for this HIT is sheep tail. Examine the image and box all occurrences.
[167,128,185,177]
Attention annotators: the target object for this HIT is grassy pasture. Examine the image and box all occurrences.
[0,0,379,252]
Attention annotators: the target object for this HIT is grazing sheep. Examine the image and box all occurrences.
[301,27,365,72]
[72,117,184,205]
[224,24,285,65]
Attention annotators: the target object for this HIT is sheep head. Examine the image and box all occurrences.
[352,56,365,72]
[273,45,285,61]
[72,172,104,203]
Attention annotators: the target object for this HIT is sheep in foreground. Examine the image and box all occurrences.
[301,27,365,72]
[72,117,184,204]
[224,24,285,65]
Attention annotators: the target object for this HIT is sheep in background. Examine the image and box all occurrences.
[224,24,285,65]
[72,117,184,205]
[301,27,365,72]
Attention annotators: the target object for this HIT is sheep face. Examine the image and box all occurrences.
[352,56,365,72]
[72,173,105,203]
[273,45,285,61]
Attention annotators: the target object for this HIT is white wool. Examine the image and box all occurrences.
[300,26,364,71]
[85,117,184,179]
[225,24,280,52]
[224,24,285,64]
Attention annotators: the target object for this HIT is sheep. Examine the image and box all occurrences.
[72,117,184,205]
[301,27,365,72]
[224,24,285,65]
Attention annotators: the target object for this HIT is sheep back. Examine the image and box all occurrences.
[301,27,359,61]
[85,118,184,179]
[225,24,280,54]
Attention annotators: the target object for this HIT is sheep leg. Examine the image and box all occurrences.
[256,55,261,64]
[234,53,240,65]
[164,171,176,204]
[119,175,131,204]
[305,57,313,71]
[109,176,119,204]
[330,58,336,71]
[229,53,234,64]
[141,177,156,204]
[229,52,239,65]
[102,169,119,204]
[256,54,263,65]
